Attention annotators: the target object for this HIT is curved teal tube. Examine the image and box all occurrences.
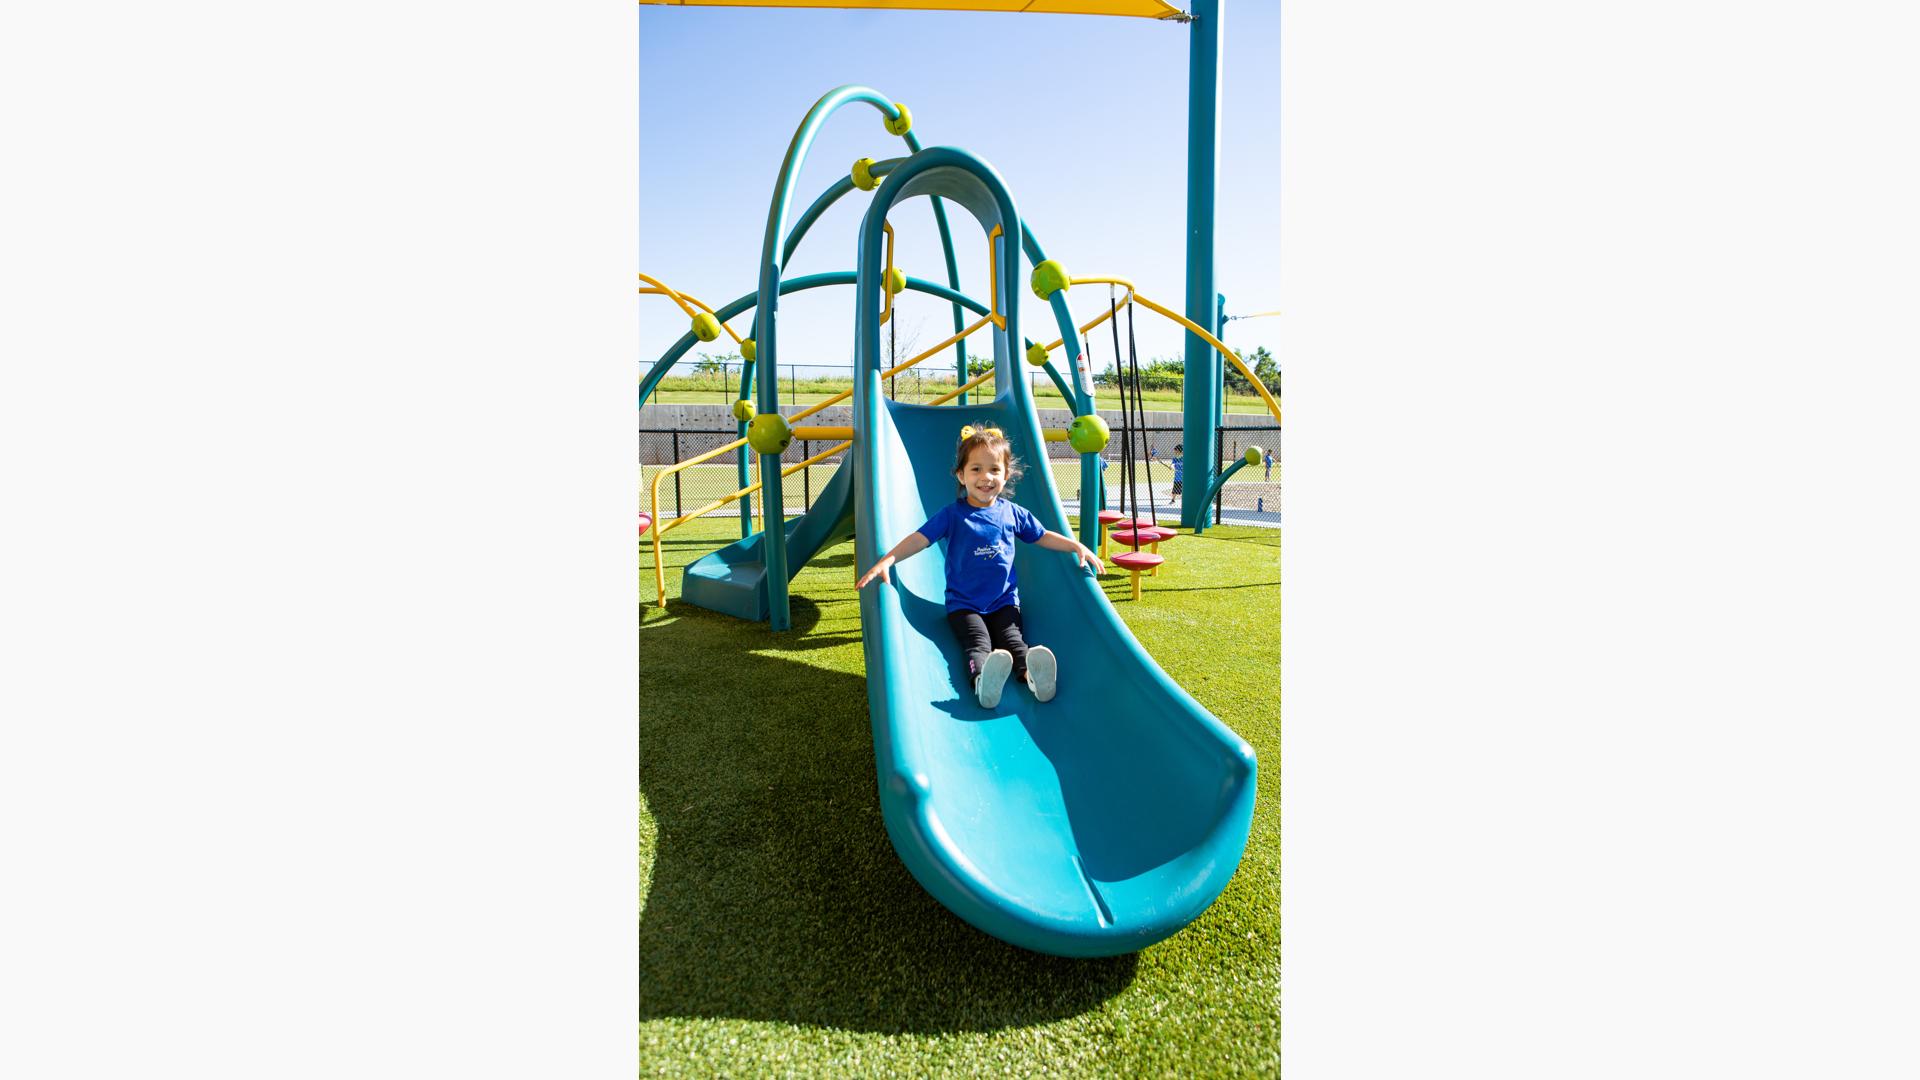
[753,86,907,630]
[851,145,1255,957]
[639,273,1075,414]
[1191,452,1251,535]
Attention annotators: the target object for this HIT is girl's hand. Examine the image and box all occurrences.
[1079,546,1105,576]
[856,556,894,589]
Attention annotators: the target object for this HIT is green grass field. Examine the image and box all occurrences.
[645,374,1279,416]
[640,517,1279,1075]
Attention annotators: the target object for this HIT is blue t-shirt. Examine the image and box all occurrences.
[915,497,1046,614]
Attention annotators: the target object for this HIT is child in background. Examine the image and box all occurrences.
[857,428,1104,708]
[1170,443,1184,496]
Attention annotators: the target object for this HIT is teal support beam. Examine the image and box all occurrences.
[1018,225,1103,551]
[1180,0,1224,529]
[754,86,907,631]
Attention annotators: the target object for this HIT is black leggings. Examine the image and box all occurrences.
[948,606,1029,679]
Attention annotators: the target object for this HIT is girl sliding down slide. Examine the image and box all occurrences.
[856,427,1103,707]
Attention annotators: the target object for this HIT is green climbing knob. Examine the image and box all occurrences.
[732,399,757,423]
[1025,342,1051,367]
[747,412,792,455]
[1068,414,1110,454]
[852,157,878,192]
[740,338,755,361]
[884,103,912,136]
[1030,260,1070,302]
[884,267,907,296]
[1244,446,1264,467]
[690,311,721,343]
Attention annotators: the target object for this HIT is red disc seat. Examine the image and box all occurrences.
[1109,550,1164,600]
[637,512,653,538]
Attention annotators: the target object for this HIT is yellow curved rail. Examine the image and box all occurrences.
[1058,275,1280,427]
[638,272,746,346]
[1128,290,1281,426]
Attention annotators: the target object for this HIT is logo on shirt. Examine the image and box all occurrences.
[972,545,997,558]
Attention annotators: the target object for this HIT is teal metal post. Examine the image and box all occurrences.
[1180,0,1225,529]
[754,86,905,632]
[1019,226,1102,552]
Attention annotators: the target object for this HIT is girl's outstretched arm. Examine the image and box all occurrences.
[857,532,932,589]
[1034,530,1104,575]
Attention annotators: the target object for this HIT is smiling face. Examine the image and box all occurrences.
[958,443,1008,507]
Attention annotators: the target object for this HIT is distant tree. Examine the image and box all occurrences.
[692,352,726,377]
[1248,346,1281,395]
[1229,346,1280,395]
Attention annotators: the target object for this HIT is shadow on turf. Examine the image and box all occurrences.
[640,597,1137,1034]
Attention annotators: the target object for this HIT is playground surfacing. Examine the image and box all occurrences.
[639,517,1278,1075]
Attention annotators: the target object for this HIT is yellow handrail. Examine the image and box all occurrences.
[1035,279,1135,353]
[647,438,853,607]
[925,364,996,406]
[986,225,1006,330]
[879,220,897,326]
[784,311,996,425]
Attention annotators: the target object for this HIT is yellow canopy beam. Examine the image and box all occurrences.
[638,0,1188,20]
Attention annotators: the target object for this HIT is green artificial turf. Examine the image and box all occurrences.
[640,517,1279,1076]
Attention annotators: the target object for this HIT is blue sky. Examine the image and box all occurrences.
[639,4,1278,382]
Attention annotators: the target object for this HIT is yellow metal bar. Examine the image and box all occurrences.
[986,224,1005,330]
[1043,428,1069,442]
[925,364,996,406]
[637,272,700,318]
[644,438,855,607]
[638,272,745,346]
[791,426,854,440]
[879,220,896,326]
[1130,291,1283,425]
[1038,285,1134,352]
[787,312,995,423]
[649,434,752,606]
[1070,276,1138,291]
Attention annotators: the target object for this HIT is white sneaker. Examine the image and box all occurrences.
[975,649,1014,708]
[1025,646,1058,703]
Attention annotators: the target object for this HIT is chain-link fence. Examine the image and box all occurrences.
[640,428,853,522]
[640,422,1279,528]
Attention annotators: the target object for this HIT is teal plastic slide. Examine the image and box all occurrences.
[676,142,1255,957]
[851,394,1255,957]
